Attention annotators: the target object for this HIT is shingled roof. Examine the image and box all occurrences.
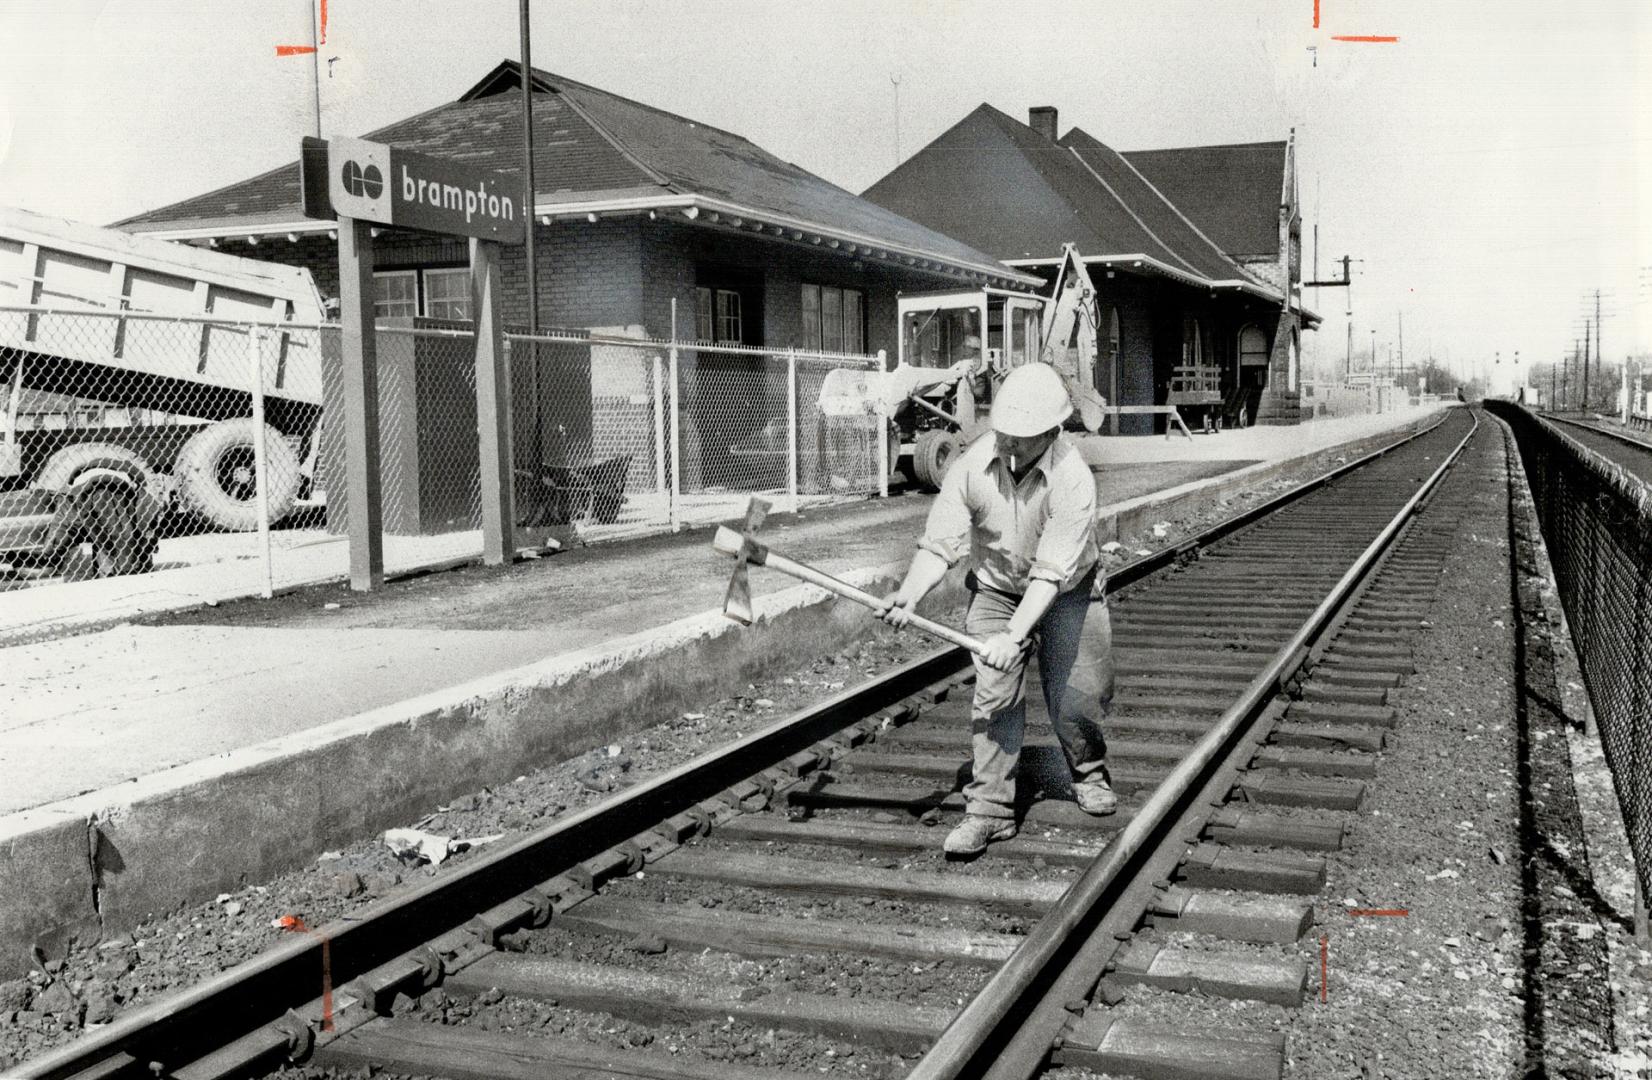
[118,61,1033,286]
[1121,141,1288,259]
[860,105,1274,297]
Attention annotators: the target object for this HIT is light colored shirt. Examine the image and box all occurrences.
[917,433,1099,595]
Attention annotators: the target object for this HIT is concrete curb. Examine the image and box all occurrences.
[0,560,957,974]
[0,410,1443,973]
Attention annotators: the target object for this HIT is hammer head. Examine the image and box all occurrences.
[722,497,772,625]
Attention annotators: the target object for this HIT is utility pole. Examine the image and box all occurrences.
[1564,340,1575,410]
[1596,288,1603,410]
[1583,319,1591,413]
[1304,254,1356,383]
[890,74,902,167]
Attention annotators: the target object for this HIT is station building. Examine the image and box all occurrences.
[115,61,1038,502]
[863,105,1314,431]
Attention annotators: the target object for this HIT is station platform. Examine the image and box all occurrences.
[0,404,1447,963]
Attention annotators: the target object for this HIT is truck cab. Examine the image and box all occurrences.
[897,287,1046,386]
[881,288,1049,488]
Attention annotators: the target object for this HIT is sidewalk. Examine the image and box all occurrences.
[0,405,1446,816]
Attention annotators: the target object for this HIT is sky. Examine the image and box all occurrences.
[1,0,1647,395]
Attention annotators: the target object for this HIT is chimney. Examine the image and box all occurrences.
[1029,106,1058,141]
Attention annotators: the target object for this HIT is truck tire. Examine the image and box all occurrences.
[175,419,300,532]
[912,429,959,491]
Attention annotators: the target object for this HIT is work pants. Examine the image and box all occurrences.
[962,569,1113,820]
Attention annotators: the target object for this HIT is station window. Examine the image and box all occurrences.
[373,270,417,319]
[695,286,745,343]
[801,284,865,353]
[422,267,471,321]
[372,267,469,321]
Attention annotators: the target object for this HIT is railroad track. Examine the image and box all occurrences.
[1543,414,1652,487]
[12,408,1478,1080]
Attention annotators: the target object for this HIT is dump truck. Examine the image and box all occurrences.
[820,243,1108,489]
[0,205,327,580]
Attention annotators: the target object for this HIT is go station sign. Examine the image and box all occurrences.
[303,135,526,245]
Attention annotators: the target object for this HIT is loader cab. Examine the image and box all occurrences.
[897,289,1046,381]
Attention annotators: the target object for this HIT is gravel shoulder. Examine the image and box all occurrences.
[1281,423,1525,1079]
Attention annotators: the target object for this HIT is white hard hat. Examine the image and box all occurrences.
[991,363,1073,437]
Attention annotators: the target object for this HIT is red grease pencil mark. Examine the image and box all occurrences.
[1319,934,1329,1002]
[1349,908,1410,916]
[1332,34,1399,42]
[1313,0,1320,29]
[276,915,334,1031]
[276,0,328,58]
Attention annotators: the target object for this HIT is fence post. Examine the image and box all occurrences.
[670,298,681,533]
[653,352,667,498]
[247,324,274,599]
[877,349,889,499]
[787,347,799,514]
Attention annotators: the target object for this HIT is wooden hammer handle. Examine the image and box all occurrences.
[712,526,990,656]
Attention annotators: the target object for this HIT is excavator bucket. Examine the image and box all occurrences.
[816,361,973,420]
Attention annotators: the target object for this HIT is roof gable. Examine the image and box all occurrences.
[1058,127,1253,283]
[1120,141,1287,258]
[862,105,1260,288]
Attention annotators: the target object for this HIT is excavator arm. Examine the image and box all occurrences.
[1038,243,1108,432]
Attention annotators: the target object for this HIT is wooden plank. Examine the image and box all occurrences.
[317,1019,822,1080]
[470,238,513,566]
[1252,747,1378,779]
[556,896,1020,967]
[1205,807,1347,851]
[1059,1015,1284,1080]
[785,780,1124,830]
[712,813,1106,865]
[337,218,382,591]
[1270,722,1386,752]
[1298,684,1389,707]
[1149,887,1314,943]
[1111,940,1309,1006]
[1176,843,1326,895]
[650,848,1067,912]
[1287,700,1398,728]
[1234,772,1365,810]
[447,955,953,1053]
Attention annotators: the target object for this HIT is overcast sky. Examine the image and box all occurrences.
[1,0,1646,393]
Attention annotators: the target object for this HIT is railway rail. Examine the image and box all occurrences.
[1543,414,1652,487]
[11,407,1479,1080]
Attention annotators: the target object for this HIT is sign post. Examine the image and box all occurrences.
[308,136,526,586]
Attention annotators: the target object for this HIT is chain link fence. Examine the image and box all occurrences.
[0,305,325,598]
[1,308,888,637]
[1492,401,1652,902]
[508,331,886,538]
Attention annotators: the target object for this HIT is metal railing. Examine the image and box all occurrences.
[1491,401,1652,903]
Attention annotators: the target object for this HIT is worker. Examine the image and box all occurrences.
[882,363,1115,857]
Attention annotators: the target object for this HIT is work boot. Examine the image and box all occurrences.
[1073,776,1119,816]
[943,815,1017,857]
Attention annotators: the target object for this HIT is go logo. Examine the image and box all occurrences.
[340,160,383,199]
[327,136,393,220]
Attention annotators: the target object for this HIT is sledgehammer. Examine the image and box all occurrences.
[713,507,989,657]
